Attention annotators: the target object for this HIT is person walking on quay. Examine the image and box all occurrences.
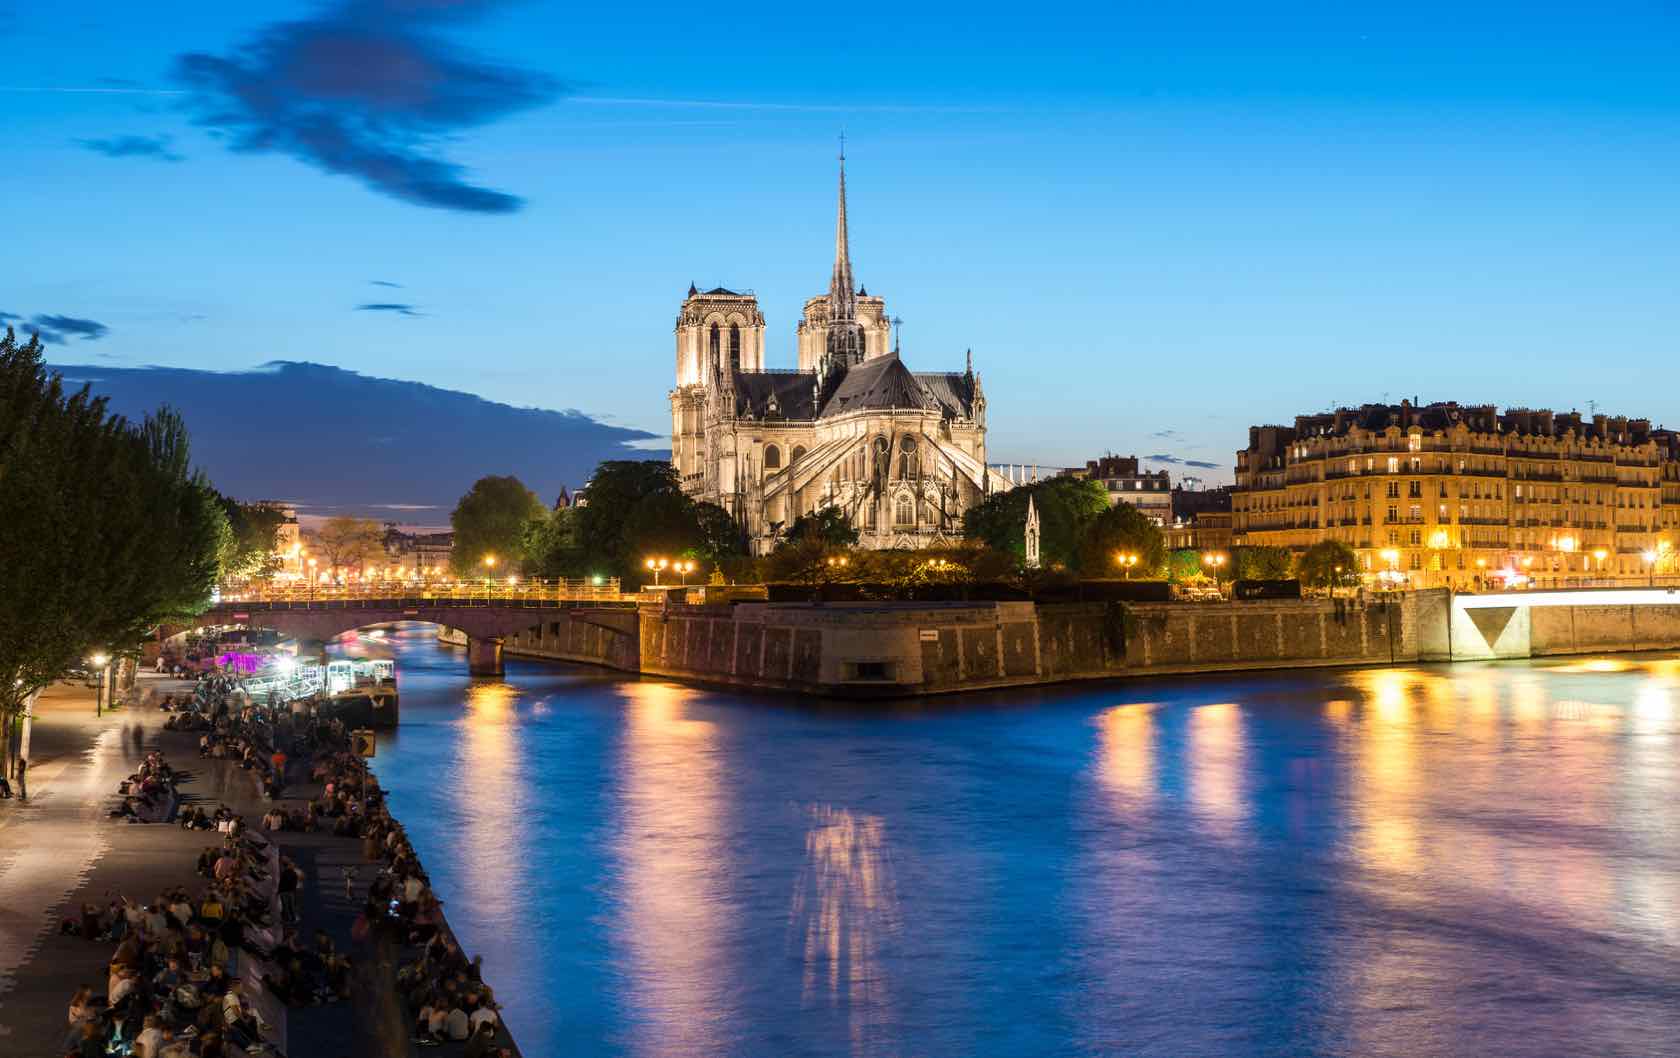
[17,756,26,800]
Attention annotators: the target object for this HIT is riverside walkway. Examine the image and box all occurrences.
[0,676,513,1056]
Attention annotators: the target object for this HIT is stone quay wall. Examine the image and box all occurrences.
[628,594,1428,696]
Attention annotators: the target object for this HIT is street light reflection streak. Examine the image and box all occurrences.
[457,681,527,944]
[1095,703,1157,809]
[789,804,900,1054]
[1187,703,1247,839]
[613,681,732,1058]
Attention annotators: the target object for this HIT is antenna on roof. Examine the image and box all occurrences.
[891,315,902,355]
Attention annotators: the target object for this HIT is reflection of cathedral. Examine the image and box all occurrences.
[670,158,995,554]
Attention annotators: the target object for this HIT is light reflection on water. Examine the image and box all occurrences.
[344,627,1680,1058]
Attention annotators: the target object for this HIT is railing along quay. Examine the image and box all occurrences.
[216,578,629,606]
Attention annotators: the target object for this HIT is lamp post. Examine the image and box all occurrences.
[673,560,695,586]
[482,554,497,596]
[1644,549,1659,587]
[643,556,669,586]
[1114,551,1139,580]
[89,652,109,717]
[1592,548,1607,584]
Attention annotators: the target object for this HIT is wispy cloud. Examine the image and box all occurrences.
[355,302,423,318]
[370,279,403,288]
[14,313,111,344]
[78,134,184,161]
[572,96,1004,114]
[173,0,565,214]
[1149,428,1182,440]
[1146,453,1220,469]
[0,85,186,95]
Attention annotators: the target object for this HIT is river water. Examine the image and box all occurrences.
[333,627,1680,1057]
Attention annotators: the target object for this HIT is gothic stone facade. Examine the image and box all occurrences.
[670,161,993,555]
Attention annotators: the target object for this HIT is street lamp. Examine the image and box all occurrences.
[643,556,670,586]
[673,560,696,586]
[1592,548,1607,582]
[1643,549,1659,586]
[88,652,110,717]
[1113,551,1140,580]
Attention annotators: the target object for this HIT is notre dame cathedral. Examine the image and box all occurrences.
[670,158,998,555]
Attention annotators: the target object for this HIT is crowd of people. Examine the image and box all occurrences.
[60,752,286,1057]
[48,661,520,1056]
[111,751,179,823]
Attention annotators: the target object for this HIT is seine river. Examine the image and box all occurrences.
[333,627,1680,1058]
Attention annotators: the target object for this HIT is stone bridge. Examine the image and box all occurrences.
[197,598,641,675]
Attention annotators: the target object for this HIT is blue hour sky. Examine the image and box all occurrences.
[5,1,1680,482]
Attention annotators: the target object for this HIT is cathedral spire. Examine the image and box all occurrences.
[829,141,855,323]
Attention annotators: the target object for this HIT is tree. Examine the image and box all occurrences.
[575,461,692,582]
[621,489,705,578]
[780,507,859,550]
[523,507,589,578]
[316,516,386,577]
[449,475,545,577]
[1298,540,1358,588]
[1166,548,1204,583]
[1233,545,1295,581]
[693,501,746,564]
[963,476,1109,570]
[1078,501,1167,578]
[216,496,288,579]
[0,328,227,782]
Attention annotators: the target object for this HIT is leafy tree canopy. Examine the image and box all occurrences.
[0,328,227,776]
[962,476,1109,570]
[449,475,546,576]
[1298,540,1358,587]
[693,501,746,564]
[1233,545,1295,581]
[1078,501,1167,577]
[779,507,859,551]
[217,496,288,579]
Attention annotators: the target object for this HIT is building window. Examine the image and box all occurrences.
[895,494,915,526]
[729,323,742,372]
[791,445,806,464]
[708,322,720,372]
[764,444,782,470]
[1387,457,1399,473]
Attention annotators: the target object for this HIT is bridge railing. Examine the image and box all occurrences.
[215,577,628,605]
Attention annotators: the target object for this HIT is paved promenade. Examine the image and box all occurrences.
[0,675,509,1057]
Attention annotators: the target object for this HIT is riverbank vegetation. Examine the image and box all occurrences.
[0,328,231,778]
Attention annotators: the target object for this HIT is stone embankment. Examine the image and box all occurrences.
[487,587,1680,697]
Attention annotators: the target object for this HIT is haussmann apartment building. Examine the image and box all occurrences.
[1232,401,1680,590]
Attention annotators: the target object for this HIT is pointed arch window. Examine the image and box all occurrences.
[764,444,782,471]
[791,445,807,464]
[729,323,742,373]
[708,323,721,374]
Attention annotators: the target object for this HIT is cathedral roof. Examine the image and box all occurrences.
[913,370,980,419]
[730,371,820,420]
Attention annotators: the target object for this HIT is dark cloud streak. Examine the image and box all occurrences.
[172,0,565,213]
[78,134,184,161]
[11,313,111,345]
[355,302,422,317]
[1146,453,1220,469]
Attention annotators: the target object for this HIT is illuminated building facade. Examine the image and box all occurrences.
[1233,401,1679,589]
[670,158,999,554]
